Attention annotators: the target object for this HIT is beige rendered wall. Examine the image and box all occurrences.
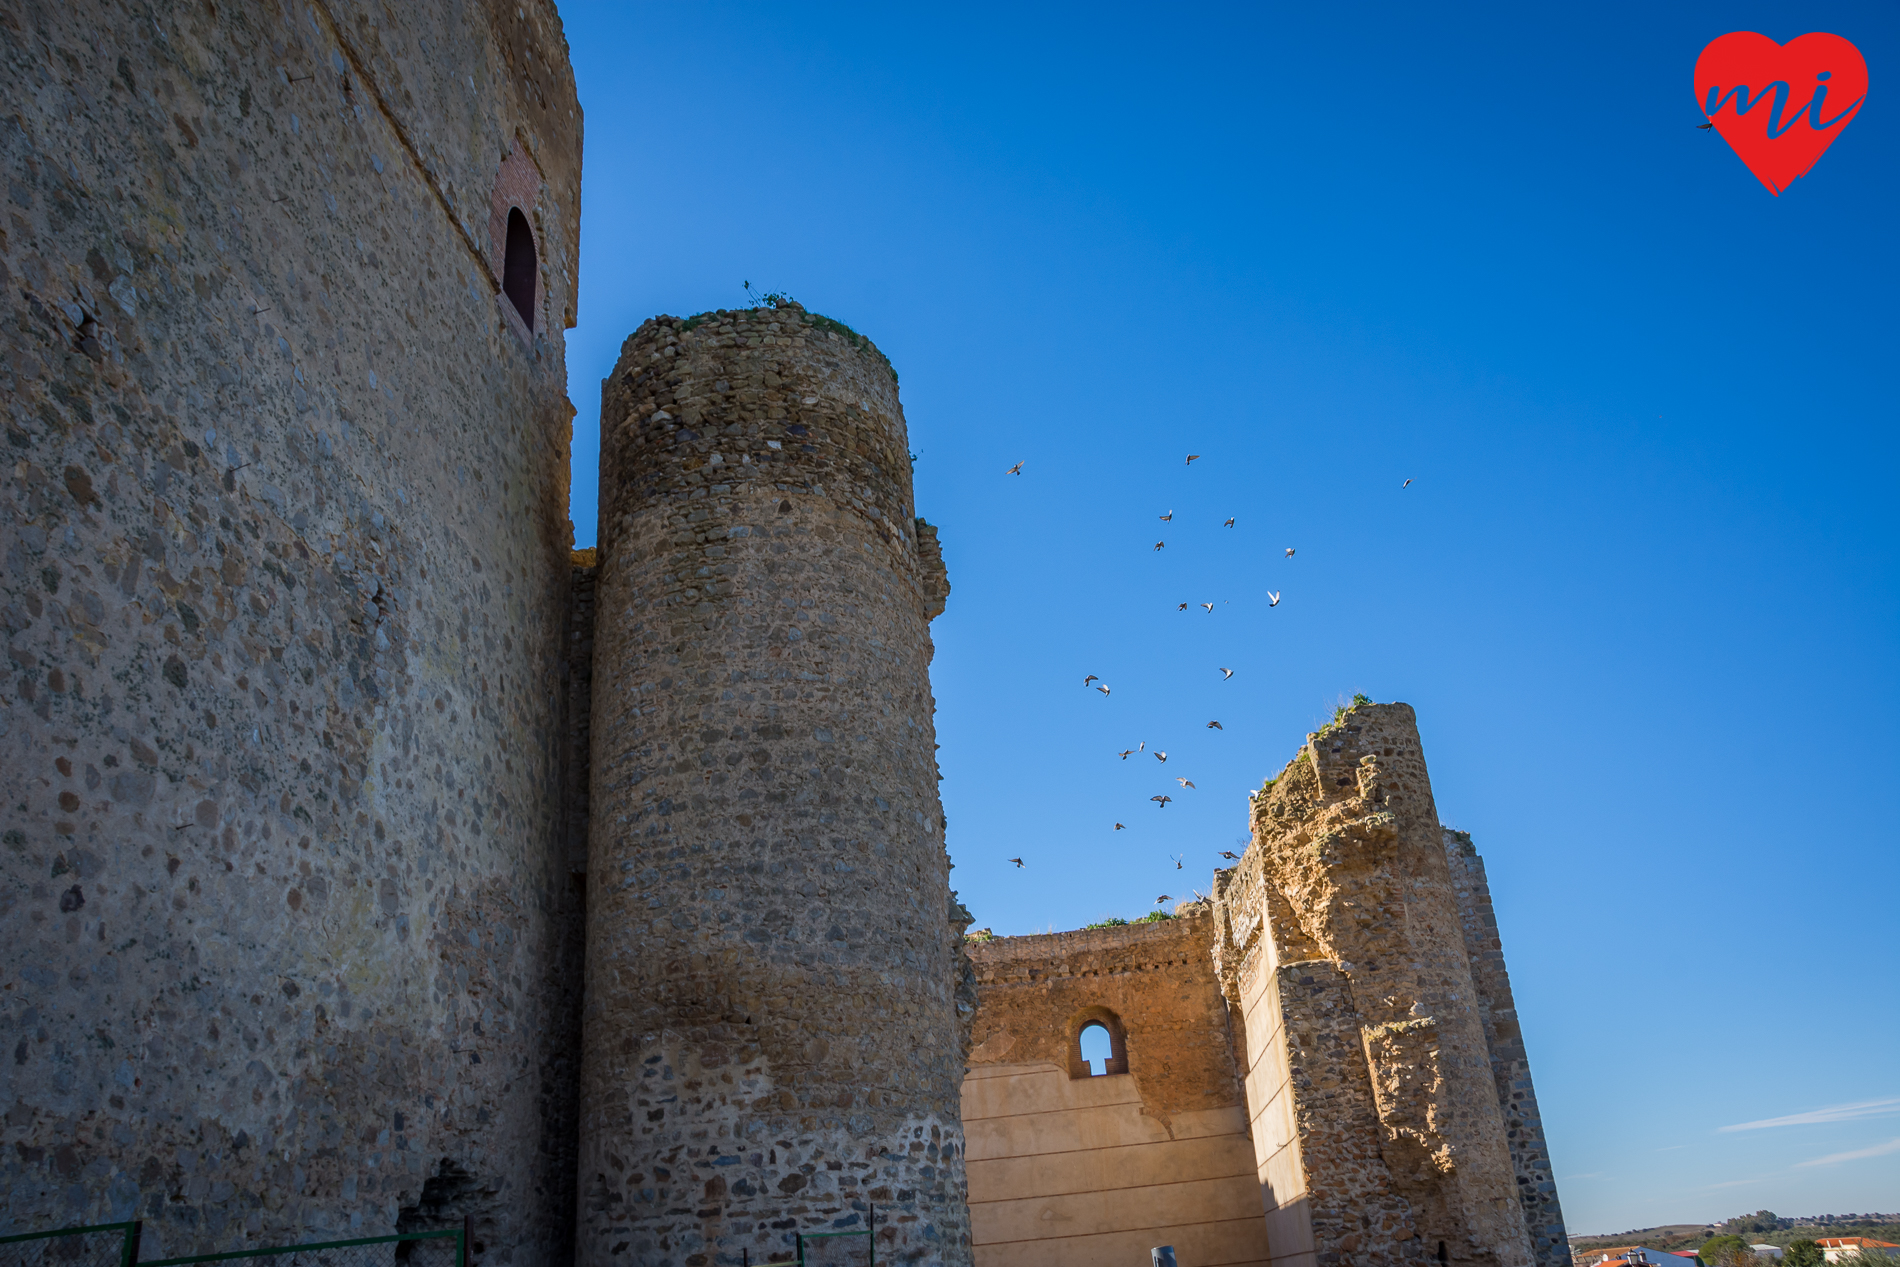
[962,918,1271,1267]
[1224,912,1315,1267]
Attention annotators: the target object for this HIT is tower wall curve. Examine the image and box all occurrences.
[580,306,968,1266]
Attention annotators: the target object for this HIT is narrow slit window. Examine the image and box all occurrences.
[1078,1022,1113,1076]
[503,207,536,331]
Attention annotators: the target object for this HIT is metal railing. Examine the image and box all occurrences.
[0,1222,141,1267]
[794,1205,874,1267]
[0,1226,464,1267]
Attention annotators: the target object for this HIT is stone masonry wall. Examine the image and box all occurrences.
[964,915,1245,1125]
[1272,960,1420,1267]
[579,305,968,1267]
[0,1,583,1259]
[1441,831,1567,1267]
[1214,703,1545,1267]
[960,916,1272,1267]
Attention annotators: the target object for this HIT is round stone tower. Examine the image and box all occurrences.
[579,304,968,1266]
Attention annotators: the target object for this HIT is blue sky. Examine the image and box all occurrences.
[555,1,1898,1234]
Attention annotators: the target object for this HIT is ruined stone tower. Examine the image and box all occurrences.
[958,702,1567,1267]
[2,4,1572,1264]
[578,306,970,1265]
[1213,702,1565,1267]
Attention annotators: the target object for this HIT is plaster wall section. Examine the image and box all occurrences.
[580,306,967,1267]
[1441,831,1567,1267]
[961,916,1270,1267]
[1216,704,1536,1267]
[1212,868,1314,1267]
[0,0,582,1258]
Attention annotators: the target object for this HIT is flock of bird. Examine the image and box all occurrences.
[998,454,1414,910]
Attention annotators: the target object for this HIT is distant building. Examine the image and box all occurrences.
[1818,1239,1900,1263]
[1588,1247,1694,1267]
[1753,1248,1786,1260]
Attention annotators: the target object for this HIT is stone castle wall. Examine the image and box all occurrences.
[960,917,1271,1267]
[0,4,1565,1264]
[0,0,583,1258]
[958,703,1567,1267]
[578,305,968,1266]
[1442,830,1568,1267]
[1211,703,1542,1267]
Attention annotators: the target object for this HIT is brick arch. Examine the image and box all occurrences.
[488,140,543,346]
[1066,1004,1129,1078]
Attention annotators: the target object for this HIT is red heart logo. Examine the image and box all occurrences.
[1695,32,1867,194]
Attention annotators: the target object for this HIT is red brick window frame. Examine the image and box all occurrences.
[1067,1005,1129,1079]
[489,141,543,349]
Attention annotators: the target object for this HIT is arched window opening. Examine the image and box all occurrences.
[1067,1006,1128,1079]
[502,207,536,331]
[1079,1023,1114,1077]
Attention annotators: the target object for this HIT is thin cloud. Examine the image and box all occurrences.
[1704,1178,1767,1189]
[1796,1137,1900,1168]
[1718,1097,1900,1132]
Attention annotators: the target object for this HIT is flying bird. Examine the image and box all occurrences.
[1200,602,1213,613]
[1223,516,1235,527]
[1138,741,1145,751]
[1114,822,1126,830]
[1177,602,1189,611]
[1172,854,1184,870]
[1267,591,1281,607]
[1154,751,1168,763]
[1185,454,1200,465]
[1219,667,1234,679]
[1083,673,1100,686]
[1005,461,1024,475]
[1154,541,1166,551]
[1247,789,1260,799]
[1155,894,1172,904]
[1008,857,1024,868]
[1151,794,1172,807]
[1159,510,1173,522]
[1284,547,1295,557]
[1696,121,1714,130]
[1096,685,1111,696]
[1219,850,1241,860]
[1118,748,1136,760]
[1402,478,1413,488]
[1176,778,1195,789]
[1207,720,1223,730]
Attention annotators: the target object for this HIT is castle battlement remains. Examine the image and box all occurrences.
[2,5,1563,1266]
[960,704,1567,1267]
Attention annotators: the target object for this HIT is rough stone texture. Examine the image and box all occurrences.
[965,916,1240,1126]
[1272,960,1421,1267]
[580,305,969,1266]
[960,917,1270,1267]
[1441,830,1567,1267]
[959,705,1564,1267]
[1213,703,1544,1267]
[562,552,599,880]
[0,0,584,1259]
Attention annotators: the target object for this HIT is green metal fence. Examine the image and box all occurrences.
[0,1226,462,1267]
[0,1222,141,1267]
[794,1205,874,1267]
[138,1229,464,1267]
